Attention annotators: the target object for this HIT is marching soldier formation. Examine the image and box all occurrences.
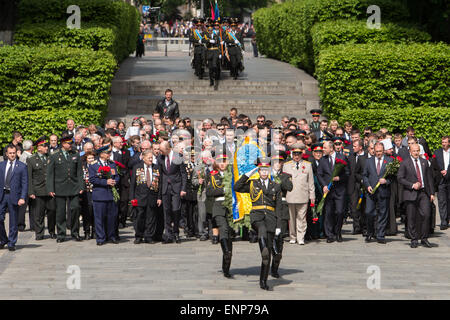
[189,18,245,88]
[1,98,449,291]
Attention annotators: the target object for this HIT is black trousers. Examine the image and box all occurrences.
[437,183,450,227]
[181,199,197,235]
[193,45,205,76]
[228,46,240,77]
[350,188,365,233]
[18,199,33,231]
[365,192,390,239]
[324,193,345,239]
[118,184,129,226]
[32,196,56,237]
[162,185,181,240]
[405,190,431,241]
[207,49,220,80]
[135,204,158,240]
[80,191,94,235]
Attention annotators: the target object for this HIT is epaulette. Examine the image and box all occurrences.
[285,160,293,164]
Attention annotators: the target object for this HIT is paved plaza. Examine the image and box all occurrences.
[0,213,449,299]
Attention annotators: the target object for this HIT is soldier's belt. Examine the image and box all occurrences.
[208,47,218,50]
[282,197,286,202]
[252,205,275,211]
[215,197,225,201]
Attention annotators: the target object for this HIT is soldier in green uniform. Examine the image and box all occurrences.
[206,153,233,278]
[270,151,293,278]
[310,109,322,133]
[204,23,221,89]
[27,136,56,240]
[46,134,84,242]
[234,157,283,291]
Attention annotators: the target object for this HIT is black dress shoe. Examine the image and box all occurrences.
[175,236,181,244]
[259,281,269,290]
[49,233,57,239]
[410,240,418,248]
[336,235,343,242]
[365,235,373,243]
[111,239,119,244]
[134,238,142,244]
[97,242,104,246]
[440,225,448,230]
[421,239,432,248]
[271,271,280,278]
[8,246,16,251]
[144,238,155,244]
[35,236,44,241]
[377,238,387,244]
[72,236,83,242]
[162,238,173,244]
[326,238,335,243]
[18,226,25,232]
[56,238,64,243]
[0,243,6,249]
[84,234,92,240]
[211,235,219,245]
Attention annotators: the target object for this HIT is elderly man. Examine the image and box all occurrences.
[49,134,59,154]
[62,119,75,137]
[283,143,315,245]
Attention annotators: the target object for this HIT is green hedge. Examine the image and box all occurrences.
[17,0,140,62]
[316,42,450,118]
[0,108,104,147]
[0,45,117,111]
[311,19,431,66]
[339,107,450,151]
[253,0,410,73]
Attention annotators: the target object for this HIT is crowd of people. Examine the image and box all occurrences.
[1,88,449,290]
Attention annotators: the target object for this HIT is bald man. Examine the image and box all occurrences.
[158,141,187,243]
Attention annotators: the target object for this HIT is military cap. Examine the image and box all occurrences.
[215,153,228,161]
[60,134,74,144]
[290,143,306,153]
[271,151,286,161]
[310,109,322,116]
[312,143,324,152]
[34,135,49,147]
[257,157,271,168]
[332,136,345,144]
[96,144,112,155]
[296,130,306,137]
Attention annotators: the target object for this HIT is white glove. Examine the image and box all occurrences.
[210,39,216,44]
[199,39,202,44]
[219,54,222,59]
[275,228,281,236]
[245,167,258,177]
[234,40,239,44]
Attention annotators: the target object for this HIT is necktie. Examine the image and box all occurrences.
[296,162,299,170]
[415,159,422,186]
[63,151,68,160]
[5,161,13,190]
[146,167,151,188]
[166,155,171,171]
[376,158,381,175]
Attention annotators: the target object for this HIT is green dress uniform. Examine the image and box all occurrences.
[27,152,56,239]
[234,165,283,290]
[206,169,233,278]
[46,148,83,241]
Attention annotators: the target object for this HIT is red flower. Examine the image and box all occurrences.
[131,199,138,207]
[210,170,218,176]
[344,140,350,145]
[384,160,387,164]
[302,154,309,160]
[114,161,126,169]
[102,166,111,173]
[98,166,104,173]
[310,202,315,207]
[424,153,429,161]
[312,217,318,224]
[122,151,126,155]
[302,166,306,170]
[396,156,403,162]
[286,150,291,156]
[432,154,436,159]
[335,158,347,166]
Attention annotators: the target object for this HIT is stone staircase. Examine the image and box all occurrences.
[106,55,320,125]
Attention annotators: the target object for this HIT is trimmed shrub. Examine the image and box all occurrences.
[253,0,410,73]
[311,19,431,66]
[16,0,140,62]
[0,108,104,147]
[0,45,117,112]
[316,42,450,118]
[339,107,450,151]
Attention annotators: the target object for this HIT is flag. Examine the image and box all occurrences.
[214,0,220,21]
[210,1,215,20]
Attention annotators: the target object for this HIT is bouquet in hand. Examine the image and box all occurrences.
[311,202,319,224]
[98,166,120,203]
[316,158,347,215]
[114,161,126,175]
[370,156,402,194]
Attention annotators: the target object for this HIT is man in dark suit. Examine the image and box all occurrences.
[0,145,28,251]
[155,89,180,122]
[432,135,450,230]
[158,141,187,243]
[61,119,76,137]
[46,134,84,243]
[397,143,435,248]
[363,142,393,244]
[317,140,350,243]
[88,144,120,245]
[128,140,151,170]
[348,139,366,235]
[401,126,431,157]
[27,136,56,240]
[129,150,162,244]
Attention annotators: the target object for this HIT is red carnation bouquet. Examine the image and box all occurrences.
[370,156,402,194]
[114,160,126,175]
[98,166,120,202]
[131,199,138,207]
[315,158,347,215]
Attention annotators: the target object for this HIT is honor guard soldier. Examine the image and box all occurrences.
[89,144,120,245]
[225,19,244,79]
[310,109,322,133]
[46,134,84,243]
[204,23,221,89]
[206,153,233,278]
[27,136,56,240]
[270,151,293,278]
[234,157,283,291]
[190,19,206,79]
